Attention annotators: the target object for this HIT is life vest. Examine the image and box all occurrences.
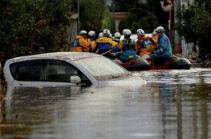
[118,39,137,62]
[73,39,80,48]
[113,39,120,45]
[73,38,84,52]
[73,36,90,52]
[122,39,135,52]
[136,39,150,56]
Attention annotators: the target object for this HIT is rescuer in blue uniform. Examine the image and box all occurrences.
[151,26,172,58]
[113,29,137,62]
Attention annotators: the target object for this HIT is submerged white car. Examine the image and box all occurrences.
[3,52,146,87]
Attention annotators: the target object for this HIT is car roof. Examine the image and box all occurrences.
[6,52,100,63]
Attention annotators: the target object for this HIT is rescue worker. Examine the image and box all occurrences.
[151,26,172,58]
[135,29,150,58]
[147,29,158,53]
[113,32,121,43]
[114,29,137,62]
[96,29,117,58]
[112,32,123,53]
[88,31,97,53]
[73,30,91,52]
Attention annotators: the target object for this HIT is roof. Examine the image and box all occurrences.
[113,12,128,19]
[7,52,100,63]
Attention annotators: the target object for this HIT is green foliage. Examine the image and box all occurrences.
[176,2,211,57]
[0,0,74,62]
[101,7,114,31]
[80,0,105,31]
[119,10,159,33]
[146,0,169,25]
[114,0,140,12]
[116,0,164,33]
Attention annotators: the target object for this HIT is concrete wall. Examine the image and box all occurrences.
[66,20,77,50]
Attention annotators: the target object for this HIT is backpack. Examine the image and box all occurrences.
[73,39,80,48]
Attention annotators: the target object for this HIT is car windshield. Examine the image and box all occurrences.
[74,56,131,80]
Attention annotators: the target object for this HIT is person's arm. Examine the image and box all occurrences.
[93,42,99,53]
[79,39,91,50]
[156,38,167,54]
[118,41,123,50]
[110,40,118,48]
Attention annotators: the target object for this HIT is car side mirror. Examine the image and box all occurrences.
[70,75,81,83]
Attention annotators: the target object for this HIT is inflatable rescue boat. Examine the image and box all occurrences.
[114,55,191,70]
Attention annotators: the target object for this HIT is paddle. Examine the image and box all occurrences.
[100,49,112,56]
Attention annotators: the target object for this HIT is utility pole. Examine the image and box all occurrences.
[77,0,80,35]
[169,0,172,41]
[160,0,173,41]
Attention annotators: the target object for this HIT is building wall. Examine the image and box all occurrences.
[174,0,195,55]
[66,20,77,51]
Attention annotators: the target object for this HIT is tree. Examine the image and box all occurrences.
[116,0,165,33]
[119,5,159,33]
[79,0,106,31]
[114,0,140,12]
[101,6,115,33]
[176,1,211,58]
[0,0,74,63]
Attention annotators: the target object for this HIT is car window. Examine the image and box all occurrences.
[10,60,44,81]
[45,60,78,82]
[75,56,131,80]
[10,59,91,84]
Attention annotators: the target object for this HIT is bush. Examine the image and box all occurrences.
[0,0,74,63]
[176,1,211,58]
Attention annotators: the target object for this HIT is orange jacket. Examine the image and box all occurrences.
[116,40,123,50]
[73,36,90,52]
[88,38,97,52]
[96,37,117,48]
[135,36,150,56]
[147,35,158,52]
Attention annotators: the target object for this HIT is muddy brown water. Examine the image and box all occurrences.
[0,67,211,139]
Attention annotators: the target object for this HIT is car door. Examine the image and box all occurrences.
[9,59,91,86]
[44,59,91,85]
[10,59,44,81]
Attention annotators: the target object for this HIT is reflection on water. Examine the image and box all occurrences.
[0,68,211,139]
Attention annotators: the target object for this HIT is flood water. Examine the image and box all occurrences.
[1,67,211,139]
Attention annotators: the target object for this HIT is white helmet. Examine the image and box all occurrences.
[109,33,112,38]
[122,29,132,36]
[79,30,87,35]
[122,29,127,35]
[98,32,103,38]
[88,31,96,37]
[137,29,145,36]
[152,29,157,36]
[103,29,110,37]
[114,32,121,38]
[156,26,165,33]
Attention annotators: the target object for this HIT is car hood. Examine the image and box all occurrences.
[97,76,146,87]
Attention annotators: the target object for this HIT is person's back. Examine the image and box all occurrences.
[135,29,150,57]
[96,29,117,58]
[117,29,137,62]
[88,31,97,53]
[112,32,123,53]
